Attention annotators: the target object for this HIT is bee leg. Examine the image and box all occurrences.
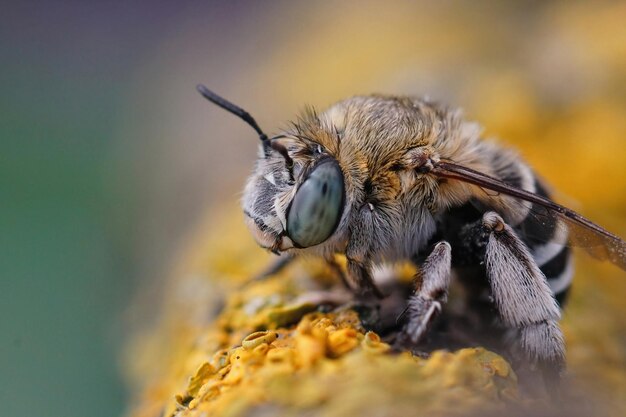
[325,257,353,291]
[402,241,452,344]
[482,211,565,385]
[346,258,384,299]
[252,253,296,280]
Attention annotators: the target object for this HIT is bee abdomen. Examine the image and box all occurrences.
[440,180,574,307]
[517,179,573,307]
[539,246,573,306]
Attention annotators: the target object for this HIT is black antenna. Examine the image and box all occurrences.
[196,84,293,167]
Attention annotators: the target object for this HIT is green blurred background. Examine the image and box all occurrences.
[2,1,625,416]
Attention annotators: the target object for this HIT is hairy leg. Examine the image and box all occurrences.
[254,252,364,296]
[403,241,452,343]
[482,212,565,383]
[325,256,353,291]
[345,259,384,299]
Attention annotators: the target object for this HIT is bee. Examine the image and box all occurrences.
[196,84,626,386]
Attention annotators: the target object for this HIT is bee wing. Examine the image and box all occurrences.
[433,161,626,271]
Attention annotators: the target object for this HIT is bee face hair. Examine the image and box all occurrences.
[242,95,533,259]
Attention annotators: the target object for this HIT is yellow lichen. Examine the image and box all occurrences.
[241,330,278,350]
[327,328,360,357]
[185,362,214,398]
[152,309,522,417]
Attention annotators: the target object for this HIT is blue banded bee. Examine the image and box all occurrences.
[196,85,626,386]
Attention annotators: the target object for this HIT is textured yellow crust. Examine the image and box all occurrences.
[169,313,517,417]
[124,216,525,417]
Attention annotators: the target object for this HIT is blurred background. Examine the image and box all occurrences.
[1,1,625,416]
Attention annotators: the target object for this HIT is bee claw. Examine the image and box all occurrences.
[396,305,410,326]
[403,297,442,344]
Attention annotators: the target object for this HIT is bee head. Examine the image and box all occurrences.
[242,143,345,253]
[197,85,346,253]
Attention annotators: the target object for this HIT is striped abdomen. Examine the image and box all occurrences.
[437,177,573,307]
[516,179,573,306]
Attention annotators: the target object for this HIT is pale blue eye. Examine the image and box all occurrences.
[287,159,345,248]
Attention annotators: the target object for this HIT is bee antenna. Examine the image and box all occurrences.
[196,84,293,167]
[196,84,267,140]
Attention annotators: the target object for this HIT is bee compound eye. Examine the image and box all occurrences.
[286,159,345,248]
